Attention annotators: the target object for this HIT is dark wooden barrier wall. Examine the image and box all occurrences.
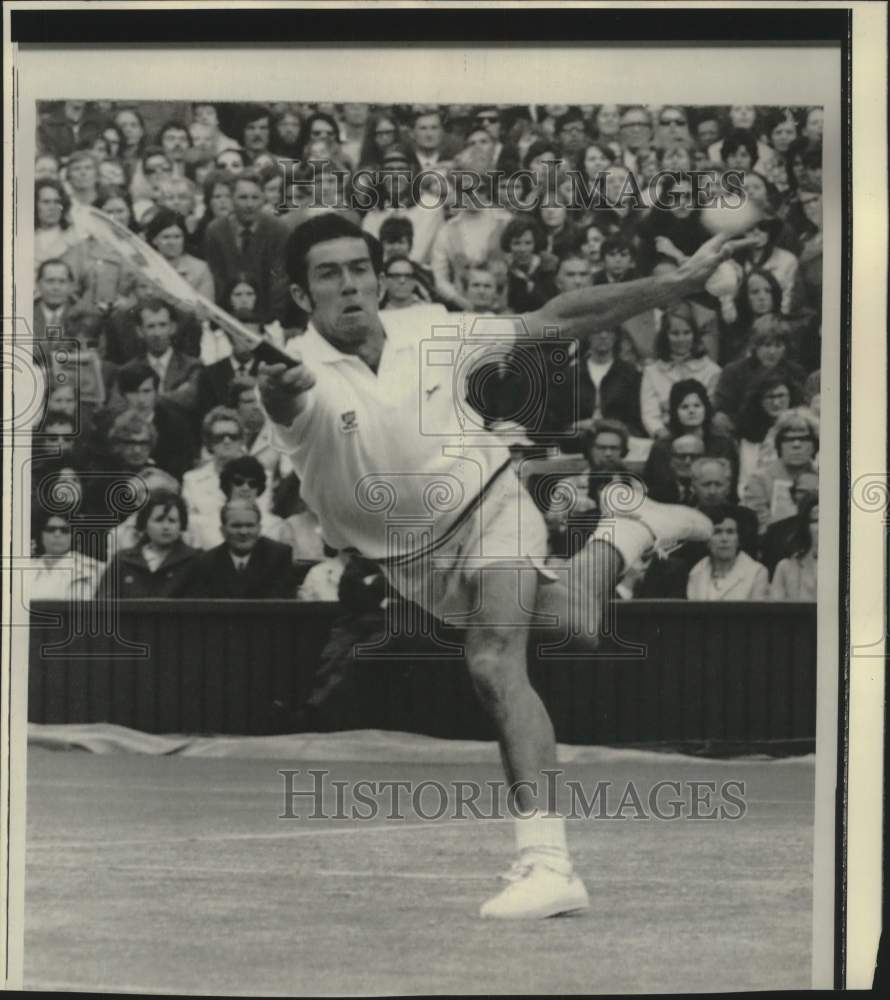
[28,601,817,750]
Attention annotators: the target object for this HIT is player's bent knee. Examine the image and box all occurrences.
[466,652,530,712]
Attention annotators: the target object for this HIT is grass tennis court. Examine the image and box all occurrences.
[25,742,814,994]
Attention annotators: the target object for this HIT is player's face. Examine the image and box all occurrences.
[297,237,382,349]
[709,518,739,560]
[223,509,261,554]
[145,505,182,547]
[676,392,705,428]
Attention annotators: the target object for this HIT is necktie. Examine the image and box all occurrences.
[240,227,252,255]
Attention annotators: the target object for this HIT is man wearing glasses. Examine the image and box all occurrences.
[555,107,589,156]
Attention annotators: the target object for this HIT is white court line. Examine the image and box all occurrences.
[26,818,491,851]
[26,860,491,881]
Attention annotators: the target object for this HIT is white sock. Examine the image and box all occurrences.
[590,516,654,574]
[514,811,571,873]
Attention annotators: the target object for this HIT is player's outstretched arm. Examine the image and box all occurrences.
[257,358,317,427]
[523,232,744,342]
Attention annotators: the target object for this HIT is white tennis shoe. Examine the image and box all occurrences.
[480,859,590,920]
[633,495,713,557]
[600,480,713,557]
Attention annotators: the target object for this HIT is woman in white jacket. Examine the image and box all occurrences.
[640,302,722,438]
[687,506,769,601]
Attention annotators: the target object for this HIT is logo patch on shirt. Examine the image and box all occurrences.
[340,410,359,433]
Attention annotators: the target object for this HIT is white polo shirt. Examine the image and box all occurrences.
[272,305,519,560]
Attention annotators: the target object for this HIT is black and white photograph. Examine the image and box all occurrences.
[1,3,884,994]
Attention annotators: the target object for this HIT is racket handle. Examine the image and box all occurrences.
[251,338,303,369]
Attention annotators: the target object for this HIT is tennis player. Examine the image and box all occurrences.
[259,212,738,920]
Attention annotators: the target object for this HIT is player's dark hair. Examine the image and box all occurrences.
[285,212,383,290]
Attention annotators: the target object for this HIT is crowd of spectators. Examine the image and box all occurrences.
[28,99,823,606]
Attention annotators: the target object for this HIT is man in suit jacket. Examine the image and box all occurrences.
[32,259,77,359]
[408,108,462,178]
[188,498,294,598]
[196,344,259,416]
[203,170,290,324]
[121,298,202,412]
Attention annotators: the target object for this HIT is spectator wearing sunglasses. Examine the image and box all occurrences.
[181,407,247,545]
[471,106,520,174]
[27,505,104,603]
[654,106,693,153]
